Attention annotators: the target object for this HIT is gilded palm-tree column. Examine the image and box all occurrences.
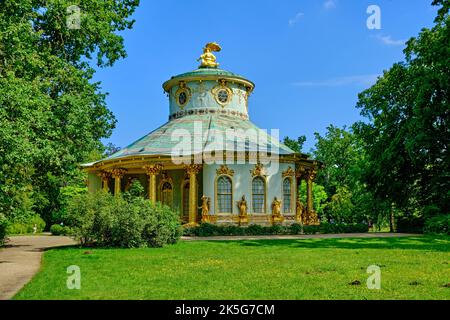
[144,164,163,204]
[110,168,127,196]
[98,171,112,192]
[306,169,317,214]
[185,164,202,225]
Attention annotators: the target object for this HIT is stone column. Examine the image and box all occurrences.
[98,171,111,192]
[111,168,127,196]
[185,164,202,225]
[144,164,163,204]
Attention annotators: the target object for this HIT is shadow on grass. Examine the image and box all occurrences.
[212,236,450,252]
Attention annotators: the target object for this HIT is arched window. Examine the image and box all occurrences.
[252,177,265,213]
[217,176,232,213]
[283,178,292,213]
[161,181,173,207]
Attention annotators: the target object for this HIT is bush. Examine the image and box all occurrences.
[50,224,72,236]
[6,214,46,235]
[396,216,424,233]
[183,222,369,237]
[424,215,450,235]
[65,191,182,248]
[0,214,7,245]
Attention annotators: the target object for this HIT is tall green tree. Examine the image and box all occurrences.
[353,0,450,218]
[0,1,139,224]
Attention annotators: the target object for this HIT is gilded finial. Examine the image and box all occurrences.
[197,42,222,68]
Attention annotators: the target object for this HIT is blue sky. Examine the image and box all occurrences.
[94,0,439,152]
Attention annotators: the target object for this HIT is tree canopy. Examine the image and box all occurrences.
[0,1,139,224]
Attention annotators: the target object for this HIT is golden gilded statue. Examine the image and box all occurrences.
[271,197,284,224]
[296,198,304,224]
[237,195,248,225]
[198,42,221,68]
[199,195,210,223]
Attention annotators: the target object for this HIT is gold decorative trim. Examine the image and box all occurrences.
[282,166,295,178]
[110,168,127,178]
[143,163,163,176]
[174,81,191,109]
[250,162,265,177]
[216,164,234,177]
[212,79,233,107]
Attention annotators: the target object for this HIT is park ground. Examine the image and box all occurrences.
[11,234,450,300]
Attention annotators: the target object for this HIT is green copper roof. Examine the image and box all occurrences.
[170,68,242,79]
[163,67,255,92]
[96,115,295,163]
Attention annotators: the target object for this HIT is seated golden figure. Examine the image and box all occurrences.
[198,42,221,68]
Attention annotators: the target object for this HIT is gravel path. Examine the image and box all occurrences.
[0,235,77,300]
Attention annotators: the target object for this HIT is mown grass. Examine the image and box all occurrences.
[14,236,450,300]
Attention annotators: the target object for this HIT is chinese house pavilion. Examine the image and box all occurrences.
[83,43,320,226]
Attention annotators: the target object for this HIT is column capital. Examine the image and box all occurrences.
[110,168,127,179]
[97,170,112,181]
[185,164,202,175]
[305,168,317,181]
[143,163,163,176]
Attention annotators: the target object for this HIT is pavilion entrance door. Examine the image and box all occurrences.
[181,181,190,223]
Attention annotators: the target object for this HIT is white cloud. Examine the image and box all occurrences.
[288,12,304,26]
[323,0,337,10]
[375,34,406,46]
[292,74,381,87]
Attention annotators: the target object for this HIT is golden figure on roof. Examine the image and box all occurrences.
[198,42,221,68]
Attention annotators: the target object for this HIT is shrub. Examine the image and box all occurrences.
[66,191,182,248]
[50,224,73,236]
[0,214,7,245]
[289,223,303,235]
[303,225,320,235]
[6,214,46,235]
[424,215,450,235]
[396,216,424,233]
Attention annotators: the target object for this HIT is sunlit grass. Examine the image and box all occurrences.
[14,236,450,300]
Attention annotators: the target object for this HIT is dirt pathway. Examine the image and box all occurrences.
[0,235,77,300]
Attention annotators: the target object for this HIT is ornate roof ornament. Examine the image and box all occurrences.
[197,42,221,68]
[250,162,266,177]
[216,165,235,176]
[110,168,127,178]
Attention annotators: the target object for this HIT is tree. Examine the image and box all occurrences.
[354,0,450,218]
[0,1,140,225]
[283,136,306,154]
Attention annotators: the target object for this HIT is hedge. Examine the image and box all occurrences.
[183,222,369,237]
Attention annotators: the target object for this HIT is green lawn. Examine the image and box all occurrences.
[15,236,450,300]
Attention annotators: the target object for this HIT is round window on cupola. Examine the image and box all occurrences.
[175,81,191,109]
[212,80,232,107]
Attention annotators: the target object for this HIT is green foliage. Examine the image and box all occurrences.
[122,179,145,201]
[396,216,425,234]
[52,186,87,224]
[0,213,7,245]
[50,224,72,236]
[65,191,181,248]
[353,2,450,219]
[6,214,46,235]
[0,1,139,226]
[283,135,306,153]
[325,187,354,223]
[183,222,368,237]
[298,183,328,216]
[424,215,450,235]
